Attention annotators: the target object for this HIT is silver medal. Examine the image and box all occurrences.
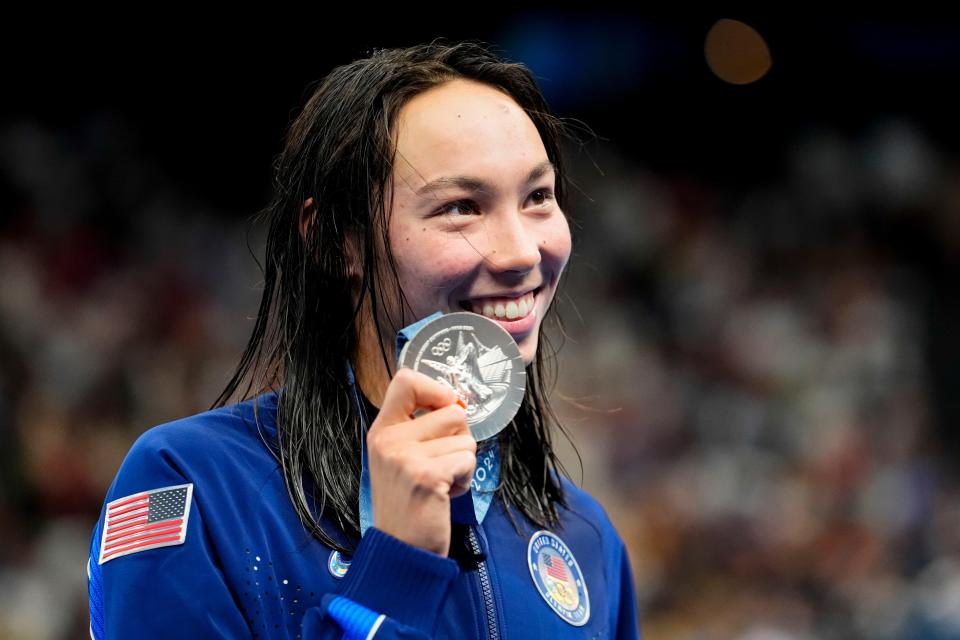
[398,312,526,441]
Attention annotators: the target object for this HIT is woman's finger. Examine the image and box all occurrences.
[429,450,478,498]
[416,433,477,458]
[376,368,458,426]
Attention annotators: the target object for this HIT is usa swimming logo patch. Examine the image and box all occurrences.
[98,484,193,564]
[328,550,351,578]
[527,530,590,626]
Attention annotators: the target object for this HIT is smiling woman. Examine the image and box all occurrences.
[87,39,641,639]
[359,78,573,397]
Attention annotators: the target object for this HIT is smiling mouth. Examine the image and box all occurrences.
[458,286,541,321]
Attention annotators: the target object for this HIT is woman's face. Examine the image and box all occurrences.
[375,78,572,366]
[388,79,570,364]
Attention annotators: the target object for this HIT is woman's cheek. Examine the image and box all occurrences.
[543,215,573,270]
[399,246,470,296]
[429,251,474,283]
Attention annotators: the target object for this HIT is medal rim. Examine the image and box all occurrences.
[398,311,526,442]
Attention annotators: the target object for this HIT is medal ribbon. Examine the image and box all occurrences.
[352,311,501,538]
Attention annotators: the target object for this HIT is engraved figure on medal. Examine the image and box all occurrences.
[398,312,525,441]
[419,330,508,422]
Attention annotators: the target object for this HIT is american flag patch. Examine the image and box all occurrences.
[544,554,570,581]
[98,483,193,564]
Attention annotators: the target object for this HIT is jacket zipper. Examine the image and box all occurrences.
[467,525,500,640]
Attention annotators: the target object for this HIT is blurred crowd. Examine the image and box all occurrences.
[1,111,959,639]
[555,120,960,639]
[0,115,265,638]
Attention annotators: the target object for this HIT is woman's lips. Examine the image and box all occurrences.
[458,288,539,336]
[486,304,537,336]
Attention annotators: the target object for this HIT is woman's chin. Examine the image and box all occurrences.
[518,334,539,367]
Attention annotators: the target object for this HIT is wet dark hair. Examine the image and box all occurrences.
[212,39,584,554]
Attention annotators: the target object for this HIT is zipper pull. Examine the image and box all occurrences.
[465,525,488,564]
[449,523,485,569]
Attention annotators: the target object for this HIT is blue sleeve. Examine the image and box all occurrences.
[87,431,252,639]
[613,536,642,640]
[89,428,459,639]
[301,526,460,639]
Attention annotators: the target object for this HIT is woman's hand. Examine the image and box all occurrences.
[367,368,477,557]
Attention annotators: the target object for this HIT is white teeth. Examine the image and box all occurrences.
[465,290,536,321]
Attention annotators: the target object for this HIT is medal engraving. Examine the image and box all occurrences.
[398,312,525,441]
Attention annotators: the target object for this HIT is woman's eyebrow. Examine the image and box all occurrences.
[415,159,556,197]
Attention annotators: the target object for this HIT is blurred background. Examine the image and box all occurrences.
[2,14,959,639]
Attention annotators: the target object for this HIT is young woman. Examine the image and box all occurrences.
[87,40,641,639]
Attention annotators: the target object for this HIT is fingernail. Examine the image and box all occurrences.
[456,398,466,410]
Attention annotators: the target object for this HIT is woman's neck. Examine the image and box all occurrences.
[352,308,395,409]
[353,354,389,409]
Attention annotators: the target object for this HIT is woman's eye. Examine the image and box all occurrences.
[529,188,555,207]
[437,200,479,217]
[436,190,553,217]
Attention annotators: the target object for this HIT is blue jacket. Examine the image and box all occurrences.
[87,390,641,639]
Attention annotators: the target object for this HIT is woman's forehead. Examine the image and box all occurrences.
[392,79,548,196]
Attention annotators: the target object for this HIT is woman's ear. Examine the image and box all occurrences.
[344,229,363,280]
[302,196,363,279]
[299,197,315,243]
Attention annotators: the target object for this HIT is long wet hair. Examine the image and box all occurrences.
[212,39,584,555]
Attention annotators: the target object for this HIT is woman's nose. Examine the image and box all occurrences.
[485,214,541,275]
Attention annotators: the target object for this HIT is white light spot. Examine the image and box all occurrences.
[283,579,289,585]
